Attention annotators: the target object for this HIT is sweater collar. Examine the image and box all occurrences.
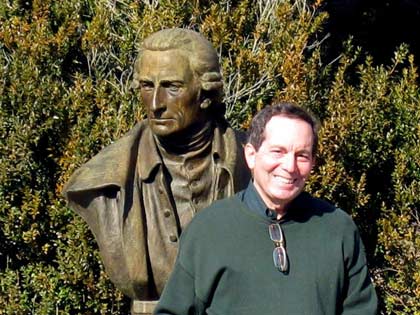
[242,181,308,222]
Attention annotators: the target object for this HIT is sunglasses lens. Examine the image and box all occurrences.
[269,224,283,242]
[273,246,288,272]
[269,223,288,272]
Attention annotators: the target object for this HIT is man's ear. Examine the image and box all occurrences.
[244,143,257,170]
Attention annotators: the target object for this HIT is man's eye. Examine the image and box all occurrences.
[269,150,284,158]
[297,154,311,161]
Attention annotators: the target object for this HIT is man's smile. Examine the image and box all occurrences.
[273,175,296,185]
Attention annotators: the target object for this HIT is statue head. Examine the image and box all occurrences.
[132,28,225,138]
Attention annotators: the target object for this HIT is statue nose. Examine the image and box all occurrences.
[151,87,166,116]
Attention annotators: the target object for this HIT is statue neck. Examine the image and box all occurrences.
[156,121,213,156]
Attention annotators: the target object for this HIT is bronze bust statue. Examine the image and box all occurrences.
[62,28,250,314]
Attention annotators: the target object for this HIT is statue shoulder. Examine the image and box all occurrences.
[62,121,149,194]
[232,128,247,145]
[215,119,247,145]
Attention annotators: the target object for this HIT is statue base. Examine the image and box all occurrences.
[131,300,158,315]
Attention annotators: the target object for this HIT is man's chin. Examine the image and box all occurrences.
[271,188,302,202]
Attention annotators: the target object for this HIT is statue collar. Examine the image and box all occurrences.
[138,120,234,181]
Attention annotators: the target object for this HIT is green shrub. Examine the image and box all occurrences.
[0,0,418,314]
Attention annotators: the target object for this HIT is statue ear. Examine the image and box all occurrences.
[200,98,211,109]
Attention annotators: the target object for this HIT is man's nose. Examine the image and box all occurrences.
[282,153,297,172]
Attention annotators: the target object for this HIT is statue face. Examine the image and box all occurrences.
[137,49,206,137]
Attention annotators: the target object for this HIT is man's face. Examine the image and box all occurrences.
[136,49,205,137]
[244,115,315,212]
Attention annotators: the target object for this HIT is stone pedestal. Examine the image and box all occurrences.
[131,300,158,315]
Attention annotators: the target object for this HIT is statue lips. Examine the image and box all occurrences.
[150,118,175,124]
[150,118,176,131]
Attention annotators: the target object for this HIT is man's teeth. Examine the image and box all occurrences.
[274,175,294,184]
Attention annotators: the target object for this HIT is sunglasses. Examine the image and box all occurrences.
[269,223,288,273]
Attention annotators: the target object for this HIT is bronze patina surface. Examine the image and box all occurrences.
[62,28,250,314]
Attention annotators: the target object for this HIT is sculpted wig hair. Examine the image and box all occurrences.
[247,102,320,156]
[132,28,225,116]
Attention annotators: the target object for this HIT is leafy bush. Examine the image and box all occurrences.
[0,0,418,314]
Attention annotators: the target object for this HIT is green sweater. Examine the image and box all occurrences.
[155,190,378,315]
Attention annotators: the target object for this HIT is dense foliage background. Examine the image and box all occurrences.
[1,0,419,314]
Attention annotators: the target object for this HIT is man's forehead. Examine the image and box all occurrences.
[261,116,314,146]
[265,115,312,132]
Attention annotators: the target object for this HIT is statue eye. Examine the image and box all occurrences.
[161,81,183,93]
[169,85,180,92]
[139,81,153,91]
[164,82,182,93]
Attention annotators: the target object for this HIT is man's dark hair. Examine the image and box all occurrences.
[247,102,320,156]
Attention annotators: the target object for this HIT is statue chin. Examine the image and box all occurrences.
[149,119,177,138]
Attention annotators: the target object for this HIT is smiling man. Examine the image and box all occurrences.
[62,28,249,315]
[154,103,378,315]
